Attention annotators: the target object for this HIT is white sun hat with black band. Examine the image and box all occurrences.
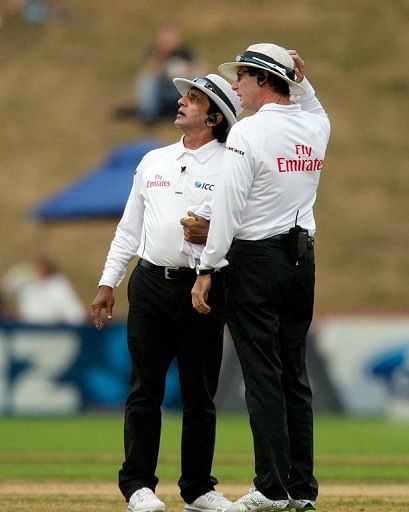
[173,73,242,130]
[218,43,306,96]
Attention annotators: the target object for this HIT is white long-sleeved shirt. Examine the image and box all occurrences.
[17,275,86,325]
[99,137,226,288]
[200,77,331,270]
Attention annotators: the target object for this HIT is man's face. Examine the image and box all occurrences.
[231,67,262,112]
[174,87,211,132]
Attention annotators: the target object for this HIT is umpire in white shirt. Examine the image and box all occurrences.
[192,44,330,512]
[92,74,241,512]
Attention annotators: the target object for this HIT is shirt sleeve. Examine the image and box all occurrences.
[199,128,252,269]
[98,169,145,288]
[291,77,329,118]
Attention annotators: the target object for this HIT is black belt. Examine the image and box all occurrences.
[234,233,314,247]
[271,233,314,248]
[138,258,196,280]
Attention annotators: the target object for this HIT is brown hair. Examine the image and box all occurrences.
[207,98,229,144]
[248,68,290,97]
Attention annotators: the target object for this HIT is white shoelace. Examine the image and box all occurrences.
[193,490,232,508]
[205,491,232,507]
[131,488,159,504]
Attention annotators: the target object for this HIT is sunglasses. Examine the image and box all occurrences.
[236,51,296,81]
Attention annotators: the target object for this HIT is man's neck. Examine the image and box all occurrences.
[182,132,216,150]
[257,89,292,110]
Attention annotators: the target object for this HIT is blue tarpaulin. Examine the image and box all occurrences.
[31,139,162,221]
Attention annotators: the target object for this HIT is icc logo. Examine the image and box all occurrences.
[194,181,214,191]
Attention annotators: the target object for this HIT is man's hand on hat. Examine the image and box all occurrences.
[288,50,305,83]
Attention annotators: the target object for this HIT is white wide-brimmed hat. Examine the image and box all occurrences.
[218,43,306,96]
[173,73,242,129]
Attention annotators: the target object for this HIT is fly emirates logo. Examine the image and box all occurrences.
[146,173,170,188]
[277,144,323,173]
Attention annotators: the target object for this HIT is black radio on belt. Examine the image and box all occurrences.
[286,225,309,265]
[285,210,310,264]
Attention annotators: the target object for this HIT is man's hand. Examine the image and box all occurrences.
[91,285,115,329]
[180,211,210,245]
[191,275,212,314]
[287,49,305,83]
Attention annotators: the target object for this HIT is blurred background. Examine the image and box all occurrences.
[0,0,408,419]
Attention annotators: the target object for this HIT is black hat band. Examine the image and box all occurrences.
[192,77,237,116]
[237,51,296,81]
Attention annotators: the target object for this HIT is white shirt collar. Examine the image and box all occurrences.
[258,103,301,113]
[175,137,222,164]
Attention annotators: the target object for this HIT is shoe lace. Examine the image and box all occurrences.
[204,491,232,507]
[133,488,154,503]
[238,489,289,511]
[237,490,264,510]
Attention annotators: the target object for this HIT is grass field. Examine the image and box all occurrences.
[1,414,408,511]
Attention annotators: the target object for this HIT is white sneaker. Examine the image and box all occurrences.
[127,487,166,512]
[184,490,233,512]
[226,488,289,512]
[289,499,316,511]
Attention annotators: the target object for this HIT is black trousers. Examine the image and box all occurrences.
[224,237,318,501]
[118,263,225,503]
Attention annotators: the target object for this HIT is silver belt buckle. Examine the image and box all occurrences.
[164,266,179,279]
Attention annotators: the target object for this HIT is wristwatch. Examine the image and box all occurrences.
[196,267,214,276]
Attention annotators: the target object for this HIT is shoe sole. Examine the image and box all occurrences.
[183,507,227,512]
[127,507,165,512]
[212,508,290,512]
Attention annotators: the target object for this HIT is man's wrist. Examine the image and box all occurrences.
[196,267,214,276]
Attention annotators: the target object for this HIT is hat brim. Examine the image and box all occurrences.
[218,62,306,96]
[173,78,237,129]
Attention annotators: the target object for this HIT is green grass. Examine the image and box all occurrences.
[1,414,409,483]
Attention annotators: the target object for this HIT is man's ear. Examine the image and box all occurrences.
[205,113,222,126]
[257,71,268,86]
